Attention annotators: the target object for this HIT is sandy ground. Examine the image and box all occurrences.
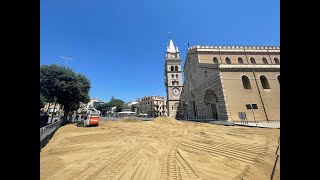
[40,117,280,180]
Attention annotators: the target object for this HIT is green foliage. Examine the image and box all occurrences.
[109,97,124,107]
[40,64,91,119]
[40,93,46,109]
[147,110,159,117]
[96,103,110,115]
[109,97,124,113]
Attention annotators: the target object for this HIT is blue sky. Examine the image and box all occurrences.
[40,0,279,103]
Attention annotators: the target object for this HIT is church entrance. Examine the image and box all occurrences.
[205,90,219,120]
[193,102,197,118]
[211,103,218,120]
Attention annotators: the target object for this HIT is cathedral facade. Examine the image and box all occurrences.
[178,45,280,122]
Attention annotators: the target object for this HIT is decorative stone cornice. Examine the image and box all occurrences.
[219,64,280,68]
[187,45,280,56]
[196,51,280,55]
[219,68,280,72]
[219,64,280,72]
[188,45,280,51]
[165,58,181,63]
[166,71,182,73]
[199,64,280,72]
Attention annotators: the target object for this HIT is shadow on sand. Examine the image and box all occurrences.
[40,129,59,152]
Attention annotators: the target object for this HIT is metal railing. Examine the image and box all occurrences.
[176,117,210,122]
[129,117,154,121]
[100,116,154,121]
[233,120,280,128]
[176,118,235,126]
[176,117,222,123]
[176,118,280,128]
[40,119,63,142]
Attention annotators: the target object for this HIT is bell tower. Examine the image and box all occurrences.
[164,36,183,118]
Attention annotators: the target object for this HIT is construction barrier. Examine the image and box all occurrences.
[40,119,63,142]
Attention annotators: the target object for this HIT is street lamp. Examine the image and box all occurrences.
[60,56,74,66]
[185,102,188,121]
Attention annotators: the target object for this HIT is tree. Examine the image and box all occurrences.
[40,65,91,123]
[40,93,46,109]
[109,97,124,107]
[147,110,158,117]
[96,103,110,115]
[109,97,124,112]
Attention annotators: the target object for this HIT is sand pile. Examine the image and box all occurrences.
[153,116,178,124]
[41,120,280,180]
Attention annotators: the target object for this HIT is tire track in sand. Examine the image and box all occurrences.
[69,148,124,180]
[94,140,151,180]
[180,140,258,165]
[176,149,199,178]
[70,140,150,180]
[160,140,182,180]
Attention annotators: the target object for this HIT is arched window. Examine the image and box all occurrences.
[278,75,280,84]
[176,74,178,78]
[225,57,231,64]
[241,76,251,89]
[177,81,179,86]
[250,58,256,64]
[170,66,174,71]
[274,58,280,64]
[171,74,174,78]
[262,58,268,64]
[172,81,175,86]
[175,66,179,71]
[213,57,219,64]
[260,75,270,89]
[238,57,244,64]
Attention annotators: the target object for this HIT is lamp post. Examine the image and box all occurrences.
[60,56,73,66]
[185,102,188,121]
